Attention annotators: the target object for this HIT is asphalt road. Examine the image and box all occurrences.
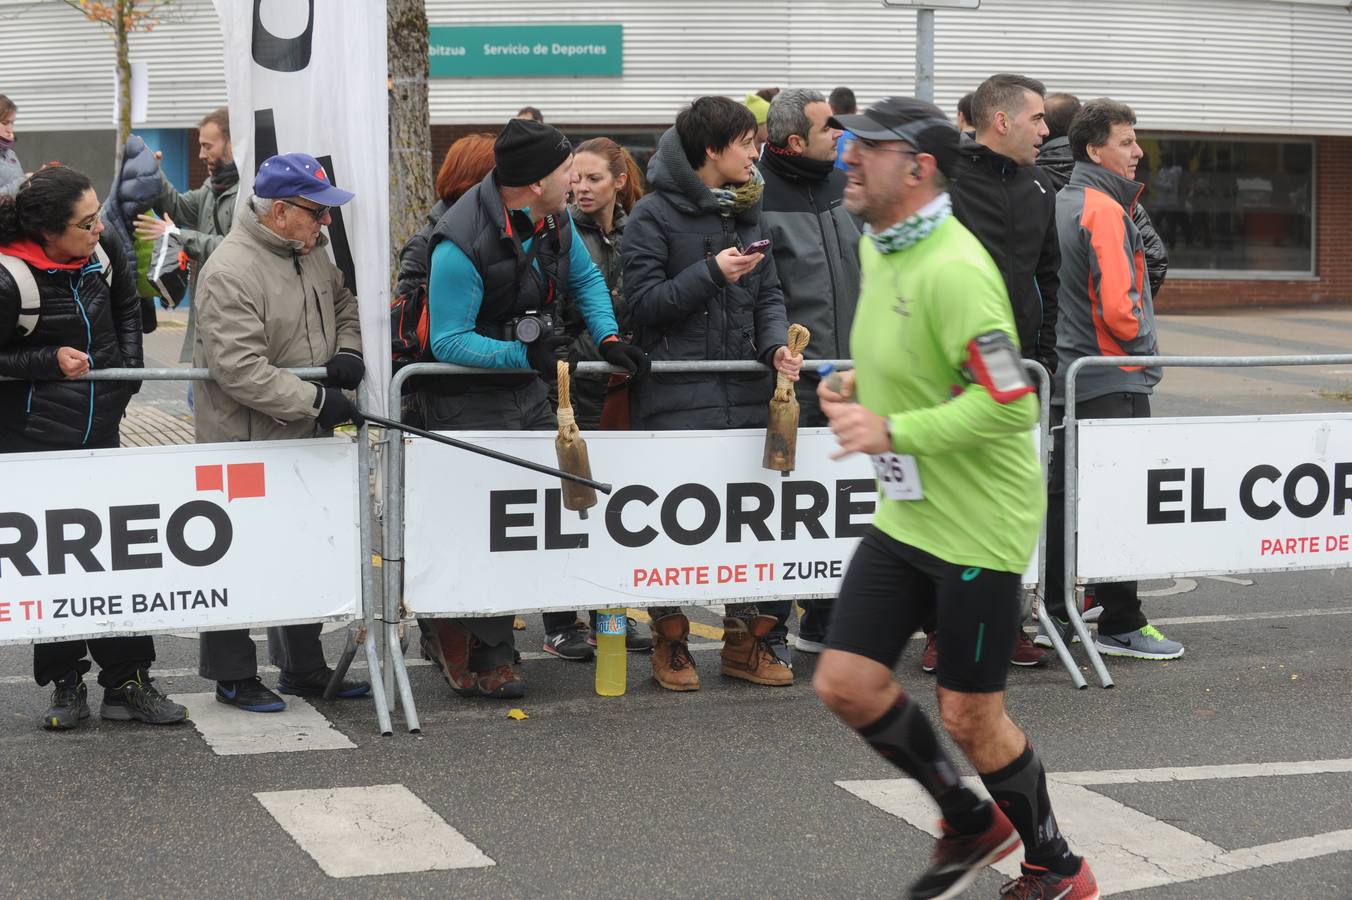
[2,307,1351,899]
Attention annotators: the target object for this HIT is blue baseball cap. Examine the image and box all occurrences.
[255,153,355,206]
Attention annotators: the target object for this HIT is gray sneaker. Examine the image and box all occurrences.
[1095,624,1184,660]
[1032,617,1079,648]
[44,676,90,731]
[101,672,189,724]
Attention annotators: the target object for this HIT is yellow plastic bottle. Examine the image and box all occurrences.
[594,608,627,696]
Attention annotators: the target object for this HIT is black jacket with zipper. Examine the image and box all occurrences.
[622,126,789,430]
[0,233,142,450]
[949,137,1061,373]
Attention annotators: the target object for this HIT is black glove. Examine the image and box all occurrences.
[315,385,365,429]
[524,335,578,381]
[598,339,651,382]
[324,348,365,389]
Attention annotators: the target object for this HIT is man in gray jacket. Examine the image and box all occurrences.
[136,107,238,361]
[193,152,369,711]
[758,87,860,657]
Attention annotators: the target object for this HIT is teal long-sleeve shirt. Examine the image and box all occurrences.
[427,213,619,368]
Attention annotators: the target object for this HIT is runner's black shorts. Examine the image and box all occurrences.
[825,526,1024,693]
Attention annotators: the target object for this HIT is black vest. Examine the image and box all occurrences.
[425,171,572,393]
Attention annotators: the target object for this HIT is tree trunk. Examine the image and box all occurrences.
[386,0,434,289]
[115,0,132,147]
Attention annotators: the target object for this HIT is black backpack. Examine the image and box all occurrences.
[390,278,429,372]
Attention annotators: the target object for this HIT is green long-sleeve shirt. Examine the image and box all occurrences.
[851,213,1043,574]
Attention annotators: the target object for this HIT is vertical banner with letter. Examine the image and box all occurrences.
[213,0,391,413]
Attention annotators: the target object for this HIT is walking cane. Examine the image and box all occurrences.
[360,411,613,494]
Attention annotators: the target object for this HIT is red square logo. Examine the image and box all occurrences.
[227,463,266,501]
[196,465,224,492]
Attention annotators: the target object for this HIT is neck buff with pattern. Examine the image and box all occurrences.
[865,192,951,254]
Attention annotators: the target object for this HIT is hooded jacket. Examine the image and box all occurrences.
[0,232,141,449]
[100,135,163,295]
[567,202,630,349]
[949,137,1060,372]
[1037,136,1168,300]
[1054,161,1161,403]
[394,197,449,305]
[191,199,362,443]
[756,146,860,379]
[621,127,789,430]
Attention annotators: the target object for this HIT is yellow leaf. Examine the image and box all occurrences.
[507,708,528,720]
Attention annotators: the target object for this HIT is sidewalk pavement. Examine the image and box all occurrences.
[119,304,1352,447]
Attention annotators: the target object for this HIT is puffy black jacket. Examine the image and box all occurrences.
[949,137,1060,371]
[622,127,789,430]
[1037,136,1168,300]
[394,198,448,304]
[0,233,142,449]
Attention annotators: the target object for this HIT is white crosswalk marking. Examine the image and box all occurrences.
[255,784,495,877]
[839,758,1352,895]
[181,692,356,755]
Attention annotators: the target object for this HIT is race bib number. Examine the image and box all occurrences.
[870,452,925,500]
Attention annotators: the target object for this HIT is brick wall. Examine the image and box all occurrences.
[1159,136,1352,311]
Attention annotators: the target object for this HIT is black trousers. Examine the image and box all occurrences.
[416,379,579,669]
[1044,391,1151,636]
[35,637,155,689]
[199,624,328,682]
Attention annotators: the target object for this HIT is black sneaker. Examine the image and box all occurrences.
[216,677,286,712]
[543,623,594,661]
[277,666,371,699]
[101,672,189,725]
[43,675,90,731]
[586,617,653,652]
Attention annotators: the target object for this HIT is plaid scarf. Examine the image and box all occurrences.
[709,167,765,218]
[866,192,952,254]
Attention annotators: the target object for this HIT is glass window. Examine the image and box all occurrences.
[1139,137,1314,274]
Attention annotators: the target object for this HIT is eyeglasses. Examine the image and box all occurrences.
[282,199,330,221]
[845,137,921,157]
[68,214,100,232]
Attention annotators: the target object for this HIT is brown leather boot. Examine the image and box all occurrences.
[421,618,479,697]
[649,613,700,691]
[721,614,793,686]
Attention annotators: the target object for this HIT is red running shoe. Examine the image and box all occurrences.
[908,804,1021,899]
[999,860,1100,899]
[920,632,939,674]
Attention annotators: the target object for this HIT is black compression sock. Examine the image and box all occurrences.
[857,694,991,834]
[980,743,1079,876]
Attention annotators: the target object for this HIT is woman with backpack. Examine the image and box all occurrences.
[0,165,188,730]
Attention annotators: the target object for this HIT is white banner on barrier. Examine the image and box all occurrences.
[404,429,1038,616]
[0,439,360,644]
[1077,413,1352,581]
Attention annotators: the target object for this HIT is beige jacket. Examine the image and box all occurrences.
[192,200,362,443]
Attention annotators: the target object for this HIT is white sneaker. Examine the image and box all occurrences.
[794,634,825,654]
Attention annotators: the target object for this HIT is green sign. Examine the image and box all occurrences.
[429,24,623,78]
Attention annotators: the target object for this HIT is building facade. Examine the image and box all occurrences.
[2,0,1348,308]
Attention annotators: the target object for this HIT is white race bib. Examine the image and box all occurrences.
[870,452,925,500]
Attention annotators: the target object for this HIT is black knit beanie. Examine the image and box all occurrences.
[494,118,573,187]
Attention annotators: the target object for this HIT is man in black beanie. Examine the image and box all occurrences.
[413,117,650,701]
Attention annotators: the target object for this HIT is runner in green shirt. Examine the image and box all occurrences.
[813,97,1098,900]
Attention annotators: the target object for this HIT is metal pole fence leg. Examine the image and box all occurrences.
[324,624,360,701]
[384,377,419,733]
[355,408,393,733]
[1064,361,1114,688]
[1036,603,1086,690]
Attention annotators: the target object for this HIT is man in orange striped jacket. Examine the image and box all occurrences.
[1042,98,1185,662]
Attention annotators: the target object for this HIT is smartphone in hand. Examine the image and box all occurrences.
[743,238,771,255]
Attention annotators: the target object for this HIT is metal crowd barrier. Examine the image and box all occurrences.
[2,367,395,735]
[375,357,1071,732]
[1062,353,1352,689]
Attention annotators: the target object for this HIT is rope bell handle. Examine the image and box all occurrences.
[774,324,811,402]
[556,358,578,439]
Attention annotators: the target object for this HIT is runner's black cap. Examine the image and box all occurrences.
[829,96,959,176]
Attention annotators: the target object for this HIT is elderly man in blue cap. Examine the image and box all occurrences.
[192,152,370,712]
